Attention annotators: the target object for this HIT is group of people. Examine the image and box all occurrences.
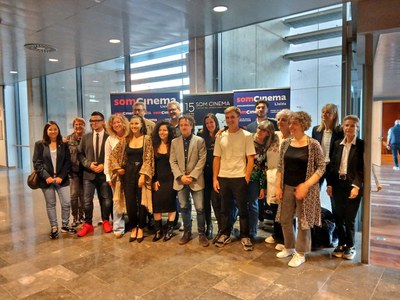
[32,99,364,268]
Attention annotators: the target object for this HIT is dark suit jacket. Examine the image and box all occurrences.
[311,125,344,164]
[78,130,109,180]
[327,138,364,192]
[33,140,71,188]
[246,118,278,133]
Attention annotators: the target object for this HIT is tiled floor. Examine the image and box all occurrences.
[1,168,400,299]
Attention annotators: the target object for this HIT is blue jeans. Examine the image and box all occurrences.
[42,184,71,228]
[247,181,260,238]
[177,186,205,234]
[392,143,400,167]
[83,176,113,225]
[111,186,125,235]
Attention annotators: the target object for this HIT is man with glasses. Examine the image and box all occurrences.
[77,111,113,237]
[132,102,155,135]
[167,101,182,137]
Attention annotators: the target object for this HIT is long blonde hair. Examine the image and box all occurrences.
[317,103,339,132]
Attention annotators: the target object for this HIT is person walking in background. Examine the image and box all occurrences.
[77,112,113,237]
[104,114,130,238]
[33,121,75,239]
[327,115,364,260]
[66,117,86,227]
[170,115,208,247]
[151,120,177,242]
[110,115,154,243]
[198,113,221,240]
[275,111,325,267]
[387,119,400,170]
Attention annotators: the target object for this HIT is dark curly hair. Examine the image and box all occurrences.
[152,120,174,155]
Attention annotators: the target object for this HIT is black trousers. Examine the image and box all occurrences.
[218,177,249,238]
[332,179,361,247]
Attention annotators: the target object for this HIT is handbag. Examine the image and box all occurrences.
[27,170,40,189]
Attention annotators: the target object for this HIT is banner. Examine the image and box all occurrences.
[233,88,290,127]
[110,92,180,122]
[182,93,233,132]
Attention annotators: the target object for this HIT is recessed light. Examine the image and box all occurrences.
[213,5,228,12]
[10,71,18,74]
[109,39,121,44]
[92,80,99,83]
[49,58,59,62]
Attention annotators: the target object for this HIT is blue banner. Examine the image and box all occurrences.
[233,88,290,127]
[110,92,180,122]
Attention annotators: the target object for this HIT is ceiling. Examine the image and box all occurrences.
[0,0,342,85]
[1,0,399,99]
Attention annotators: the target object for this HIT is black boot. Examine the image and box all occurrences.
[152,220,163,242]
[164,221,174,241]
[206,222,213,240]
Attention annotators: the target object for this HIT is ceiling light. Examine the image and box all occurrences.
[213,5,228,12]
[10,71,18,74]
[92,80,99,83]
[109,39,121,44]
[49,58,59,62]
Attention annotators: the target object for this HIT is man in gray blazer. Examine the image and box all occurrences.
[170,115,208,246]
[77,111,113,237]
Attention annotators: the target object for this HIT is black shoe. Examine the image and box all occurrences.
[164,223,174,241]
[49,227,59,239]
[137,236,144,243]
[152,230,163,242]
[61,226,77,234]
[179,230,192,245]
[129,229,137,243]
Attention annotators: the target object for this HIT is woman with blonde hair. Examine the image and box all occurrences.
[104,114,130,238]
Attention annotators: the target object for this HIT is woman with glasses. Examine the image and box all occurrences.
[110,114,154,243]
[33,121,75,239]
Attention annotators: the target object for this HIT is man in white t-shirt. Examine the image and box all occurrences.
[213,106,256,251]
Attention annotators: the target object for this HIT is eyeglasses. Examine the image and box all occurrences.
[89,119,103,123]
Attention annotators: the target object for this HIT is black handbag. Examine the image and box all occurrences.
[27,171,40,189]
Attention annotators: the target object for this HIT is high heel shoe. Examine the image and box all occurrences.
[137,229,144,243]
[129,229,137,242]
[163,221,174,242]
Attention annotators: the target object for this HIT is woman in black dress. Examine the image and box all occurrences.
[152,120,177,241]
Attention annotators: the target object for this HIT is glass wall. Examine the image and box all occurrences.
[82,57,125,122]
[46,69,78,136]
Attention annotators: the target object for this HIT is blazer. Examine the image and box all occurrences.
[246,118,278,133]
[33,140,71,189]
[327,137,364,191]
[311,125,344,164]
[78,130,109,180]
[144,118,155,135]
[170,134,206,191]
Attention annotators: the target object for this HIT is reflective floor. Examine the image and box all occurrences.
[0,168,399,299]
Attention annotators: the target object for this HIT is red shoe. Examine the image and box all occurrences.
[77,223,94,237]
[102,220,113,233]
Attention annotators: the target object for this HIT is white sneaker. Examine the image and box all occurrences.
[276,248,295,258]
[275,243,285,251]
[288,252,305,267]
[393,166,400,170]
[265,236,275,244]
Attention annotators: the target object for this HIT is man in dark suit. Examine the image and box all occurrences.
[327,115,364,260]
[170,115,208,246]
[246,100,278,133]
[77,111,113,237]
